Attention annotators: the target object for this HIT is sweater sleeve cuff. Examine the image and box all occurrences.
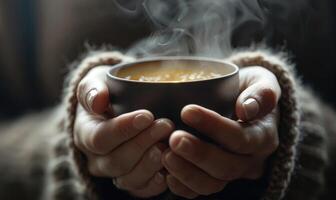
[51,51,134,200]
[226,49,300,200]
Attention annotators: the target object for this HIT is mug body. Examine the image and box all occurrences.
[106,57,239,136]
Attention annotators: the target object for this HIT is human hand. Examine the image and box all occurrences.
[162,66,281,198]
[73,66,174,198]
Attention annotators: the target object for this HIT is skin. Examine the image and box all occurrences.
[74,67,172,197]
[74,65,281,198]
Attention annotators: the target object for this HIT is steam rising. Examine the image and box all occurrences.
[126,0,266,58]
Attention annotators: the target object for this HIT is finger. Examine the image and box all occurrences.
[85,140,263,183]
[162,150,227,196]
[181,105,278,155]
[77,66,111,115]
[114,144,167,190]
[181,105,246,153]
[236,66,281,121]
[128,172,167,198]
[77,110,154,155]
[169,130,252,181]
[92,119,173,177]
[166,175,199,199]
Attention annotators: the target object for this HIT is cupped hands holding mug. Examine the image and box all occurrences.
[73,65,281,199]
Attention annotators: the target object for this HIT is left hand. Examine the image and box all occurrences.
[74,66,173,198]
[162,66,281,198]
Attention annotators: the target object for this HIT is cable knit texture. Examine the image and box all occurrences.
[48,49,332,200]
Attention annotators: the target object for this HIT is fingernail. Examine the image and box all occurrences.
[86,89,98,111]
[150,147,162,164]
[154,172,164,184]
[176,137,192,154]
[242,98,259,120]
[133,113,153,131]
[150,119,173,139]
[184,107,202,124]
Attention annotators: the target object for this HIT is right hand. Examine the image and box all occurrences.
[73,66,174,198]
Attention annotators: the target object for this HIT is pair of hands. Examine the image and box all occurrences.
[74,65,281,199]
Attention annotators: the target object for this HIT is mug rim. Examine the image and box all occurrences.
[106,56,239,84]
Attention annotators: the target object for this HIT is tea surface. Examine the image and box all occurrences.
[116,60,232,82]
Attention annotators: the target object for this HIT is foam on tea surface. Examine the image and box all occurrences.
[116,60,233,82]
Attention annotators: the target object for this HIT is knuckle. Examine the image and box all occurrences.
[115,120,134,141]
[87,122,111,155]
[88,130,106,154]
[233,131,251,154]
[144,148,163,171]
[74,116,104,154]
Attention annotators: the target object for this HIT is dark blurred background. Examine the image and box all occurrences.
[0,0,335,119]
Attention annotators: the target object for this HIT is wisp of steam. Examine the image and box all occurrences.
[124,0,266,59]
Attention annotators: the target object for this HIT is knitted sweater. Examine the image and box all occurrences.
[0,49,335,200]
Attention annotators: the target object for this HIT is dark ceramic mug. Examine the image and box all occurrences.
[106,56,239,141]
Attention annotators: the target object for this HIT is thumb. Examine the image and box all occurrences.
[77,74,111,115]
[236,83,280,121]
